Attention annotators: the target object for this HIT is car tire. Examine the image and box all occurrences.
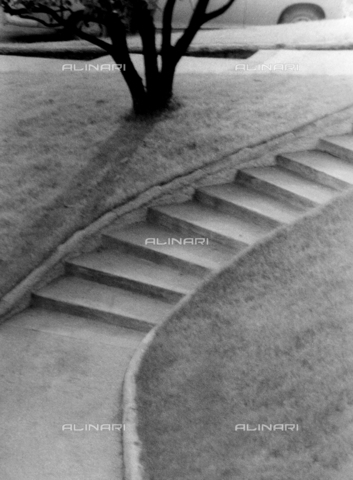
[279,5,325,23]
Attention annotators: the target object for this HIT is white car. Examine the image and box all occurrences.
[154,0,348,28]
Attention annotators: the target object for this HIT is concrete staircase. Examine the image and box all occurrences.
[30,134,353,332]
[4,134,353,480]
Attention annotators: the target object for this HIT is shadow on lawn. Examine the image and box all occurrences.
[29,114,162,246]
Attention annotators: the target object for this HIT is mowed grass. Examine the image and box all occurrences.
[2,61,353,298]
[136,190,353,480]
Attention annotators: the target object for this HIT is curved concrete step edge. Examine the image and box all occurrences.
[121,185,353,480]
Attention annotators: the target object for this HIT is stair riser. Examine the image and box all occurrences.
[318,139,353,164]
[65,263,185,303]
[101,234,210,276]
[236,171,317,209]
[277,155,351,191]
[31,295,154,332]
[195,190,281,229]
[147,209,247,250]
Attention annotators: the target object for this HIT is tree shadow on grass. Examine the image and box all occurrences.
[36,111,162,227]
[0,97,185,298]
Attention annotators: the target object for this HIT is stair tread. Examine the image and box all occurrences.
[35,277,173,324]
[104,223,234,269]
[68,250,201,294]
[153,201,273,244]
[281,150,353,184]
[242,166,337,204]
[11,308,145,346]
[322,135,353,151]
[198,183,303,224]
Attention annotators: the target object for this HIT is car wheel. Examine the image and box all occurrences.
[279,5,324,23]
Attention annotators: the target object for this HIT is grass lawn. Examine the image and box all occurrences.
[136,189,353,480]
[2,60,353,299]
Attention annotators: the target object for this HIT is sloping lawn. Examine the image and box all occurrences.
[136,190,353,480]
[2,61,353,298]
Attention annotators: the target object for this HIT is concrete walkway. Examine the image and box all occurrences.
[165,17,353,50]
[3,49,353,76]
[0,309,144,480]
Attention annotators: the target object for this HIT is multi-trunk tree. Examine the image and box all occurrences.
[3,0,236,113]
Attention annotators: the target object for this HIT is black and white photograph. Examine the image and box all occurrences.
[1,0,353,479]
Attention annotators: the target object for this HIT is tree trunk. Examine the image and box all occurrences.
[107,14,150,114]
[157,64,175,108]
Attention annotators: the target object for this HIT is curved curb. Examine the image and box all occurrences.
[122,287,199,480]
[121,185,353,480]
[122,328,157,480]
[0,42,106,59]
[0,41,253,60]
[2,39,353,60]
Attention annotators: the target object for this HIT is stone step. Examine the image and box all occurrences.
[277,150,353,190]
[32,276,174,332]
[9,307,145,347]
[66,250,202,303]
[319,135,353,163]
[148,201,273,249]
[195,182,303,228]
[237,165,337,209]
[102,222,235,275]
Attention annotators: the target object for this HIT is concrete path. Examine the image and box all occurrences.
[3,49,353,76]
[169,17,353,49]
[0,309,144,480]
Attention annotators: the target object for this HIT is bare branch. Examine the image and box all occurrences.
[202,0,236,23]
[171,0,210,63]
[3,2,113,52]
[163,0,236,70]
[136,5,160,92]
[97,0,113,15]
[107,13,146,98]
[161,0,177,55]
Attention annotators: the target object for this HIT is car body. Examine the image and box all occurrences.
[154,0,348,28]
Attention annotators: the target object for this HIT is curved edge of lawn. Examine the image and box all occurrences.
[0,41,107,59]
[123,186,353,480]
[122,286,199,480]
[3,40,353,61]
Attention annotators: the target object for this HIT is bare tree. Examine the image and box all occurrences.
[2,0,236,114]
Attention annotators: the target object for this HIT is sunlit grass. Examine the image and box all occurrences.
[137,191,353,480]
